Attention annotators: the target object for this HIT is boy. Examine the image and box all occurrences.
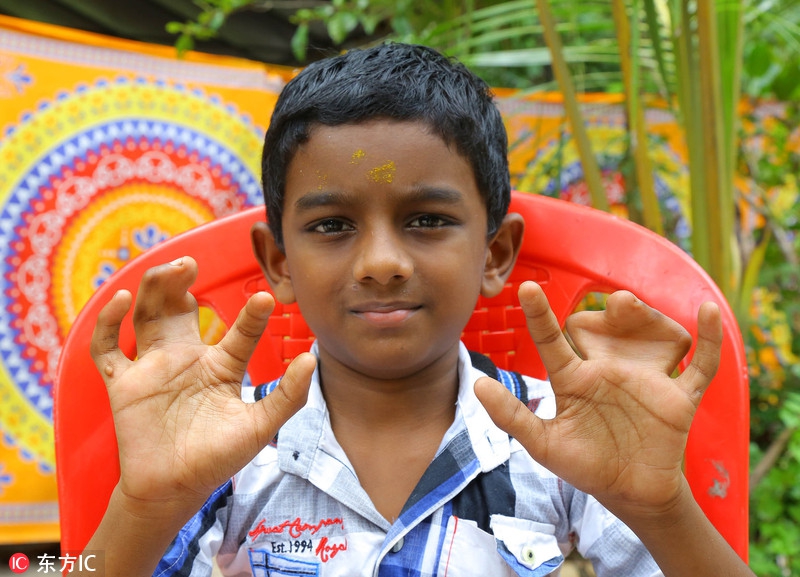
[85,43,754,576]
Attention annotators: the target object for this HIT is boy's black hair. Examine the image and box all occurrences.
[261,42,511,248]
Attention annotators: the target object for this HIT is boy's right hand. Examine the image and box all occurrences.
[90,256,315,519]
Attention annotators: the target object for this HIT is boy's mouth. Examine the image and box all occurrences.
[351,302,422,327]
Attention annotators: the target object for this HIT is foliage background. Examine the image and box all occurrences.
[173,1,800,574]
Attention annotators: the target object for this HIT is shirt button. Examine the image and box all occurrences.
[522,546,536,565]
[391,537,404,553]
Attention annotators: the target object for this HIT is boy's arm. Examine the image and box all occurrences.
[475,281,754,577]
[74,257,314,577]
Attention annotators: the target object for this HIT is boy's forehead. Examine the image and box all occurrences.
[305,118,436,144]
[296,120,464,172]
[292,122,468,181]
[285,120,486,214]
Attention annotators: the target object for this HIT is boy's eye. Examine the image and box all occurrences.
[409,215,449,228]
[312,219,354,234]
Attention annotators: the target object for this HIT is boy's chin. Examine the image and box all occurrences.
[319,340,461,383]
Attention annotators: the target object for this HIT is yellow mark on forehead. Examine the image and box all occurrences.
[316,170,328,190]
[367,161,396,184]
[350,149,366,164]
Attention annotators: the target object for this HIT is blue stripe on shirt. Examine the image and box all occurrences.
[153,480,233,577]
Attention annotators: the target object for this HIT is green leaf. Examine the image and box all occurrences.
[463,46,623,67]
[208,10,226,31]
[175,33,194,56]
[361,14,381,35]
[165,21,185,35]
[292,8,314,22]
[291,23,310,62]
[745,42,774,77]
[327,11,360,44]
[779,392,800,429]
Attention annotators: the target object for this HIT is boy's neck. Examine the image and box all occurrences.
[315,344,462,523]
[317,344,461,433]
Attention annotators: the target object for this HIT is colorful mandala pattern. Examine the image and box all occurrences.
[0,54,32,97]
[512,121,692,248]
[0,77,266,471]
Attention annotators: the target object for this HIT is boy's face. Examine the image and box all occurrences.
[254,119,520,381]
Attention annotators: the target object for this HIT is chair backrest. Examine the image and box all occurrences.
[54,191,749,559]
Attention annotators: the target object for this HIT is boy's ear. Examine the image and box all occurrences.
[481,213,525,298]
[251,221,296,304]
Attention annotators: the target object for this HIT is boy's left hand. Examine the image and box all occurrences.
[474,281,722,519]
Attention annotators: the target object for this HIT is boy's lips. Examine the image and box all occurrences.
[351,302,422,326]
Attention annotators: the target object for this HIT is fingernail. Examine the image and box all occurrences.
[169,257,183,266]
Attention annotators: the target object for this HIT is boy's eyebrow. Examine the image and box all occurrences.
[294,186,465,211]
[405,186,465,205]
[294,190,352,212]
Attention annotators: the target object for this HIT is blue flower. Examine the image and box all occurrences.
[7,64,33,93]
[93,262,118,289]
[0,465,14,496]
[133,225,168,251]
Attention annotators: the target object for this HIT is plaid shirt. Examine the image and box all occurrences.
[154,343,661,577]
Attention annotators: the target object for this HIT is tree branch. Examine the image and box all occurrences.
[750,426,797,493]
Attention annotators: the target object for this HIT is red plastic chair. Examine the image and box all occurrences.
[54,191,749,559]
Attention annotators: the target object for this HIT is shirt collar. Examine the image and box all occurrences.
[453,342,512,472]
[278,342,511,477]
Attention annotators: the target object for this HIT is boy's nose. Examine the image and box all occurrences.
[353,229,413,285]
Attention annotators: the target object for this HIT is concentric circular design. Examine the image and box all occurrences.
[513,122,692,247]
[0,77,266,469]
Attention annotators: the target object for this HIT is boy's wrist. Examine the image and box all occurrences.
[607,479,752,577]
[84,484,205,577]
[600,476,695,534]
[112,482,207,528]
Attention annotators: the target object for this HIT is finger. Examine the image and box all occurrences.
[566,291,692,372]
[133,256,200,353]
[606,292,692,368]
[90,289,134,381]
[600,290,654,337]
[677,301,722,401]
[249,352,316,446]
[474,376,546,458]
[216,291,276,374]
[518,281,580,379]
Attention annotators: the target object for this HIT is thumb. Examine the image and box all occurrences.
[249,352,316,445]
[474,377,545,452]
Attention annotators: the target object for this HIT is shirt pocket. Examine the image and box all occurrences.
[436,515,564,577]
[490,515,564,576]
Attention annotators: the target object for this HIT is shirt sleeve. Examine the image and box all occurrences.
[568,490,663,577]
